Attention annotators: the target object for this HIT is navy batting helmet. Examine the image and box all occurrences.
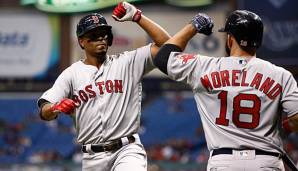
[76,13,113,46]
[219,10,263,48]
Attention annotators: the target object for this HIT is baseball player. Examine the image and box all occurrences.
[153,10,298,171]
[37,2,170,171]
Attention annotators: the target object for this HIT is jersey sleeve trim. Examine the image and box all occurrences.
[37,98,50,108]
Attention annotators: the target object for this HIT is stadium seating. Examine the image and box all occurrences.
[140,96,201,146]
[0,95,204,163]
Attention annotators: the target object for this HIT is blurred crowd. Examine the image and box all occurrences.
[0,107,298,168]
[0,121,31,157]
[0,113,72,163]
[146,126,208,164]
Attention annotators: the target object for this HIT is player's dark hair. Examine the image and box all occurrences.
[239,46,257,56]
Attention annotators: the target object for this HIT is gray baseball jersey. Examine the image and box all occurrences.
[38,44,154,145]
[167,52,298,153]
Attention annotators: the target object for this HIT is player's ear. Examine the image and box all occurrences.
[227,34,233,49]
[78,38,85,49]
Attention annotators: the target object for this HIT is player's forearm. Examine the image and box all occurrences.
[137,15,170,47]
[166,24,197,51]
[153,24,196,74]
[40,103,58,121]
[283,114,298,133]
[288,114,298,132]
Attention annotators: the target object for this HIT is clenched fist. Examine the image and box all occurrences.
[191,13,214,35]
[112,1,142,22]
[50,98,77,115]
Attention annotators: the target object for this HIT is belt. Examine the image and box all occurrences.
[212,148,281,157]
[82,135,135,153]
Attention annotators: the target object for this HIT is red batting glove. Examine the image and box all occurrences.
[50,98,77,115]
[112,2,126,20]
[112,1,142,22]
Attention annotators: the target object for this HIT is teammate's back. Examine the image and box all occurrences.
[195,56,294,153]
[153,9,298,171]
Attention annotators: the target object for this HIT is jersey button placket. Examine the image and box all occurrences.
[96,64,108,141]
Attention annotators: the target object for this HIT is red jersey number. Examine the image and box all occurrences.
[215,91,261,129]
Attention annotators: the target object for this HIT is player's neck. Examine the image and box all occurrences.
[230,47,256,58]
[84,56,105,69]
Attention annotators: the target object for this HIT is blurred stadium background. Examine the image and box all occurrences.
[0,0,298,170]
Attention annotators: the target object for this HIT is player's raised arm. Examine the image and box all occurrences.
[112,1,171,57]
[153,13,213,74]
[165,13,213,51]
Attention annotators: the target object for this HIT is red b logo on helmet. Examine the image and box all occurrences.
[92,16,100,24]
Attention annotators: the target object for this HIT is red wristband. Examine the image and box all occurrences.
[282,119,292,134]
[133,9,142,22]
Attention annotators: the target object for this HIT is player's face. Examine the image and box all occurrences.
[81,28,109,57]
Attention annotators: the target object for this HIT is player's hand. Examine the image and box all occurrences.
[50,98,77,115]
[191,13,214,35]
[112,1,142,22]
